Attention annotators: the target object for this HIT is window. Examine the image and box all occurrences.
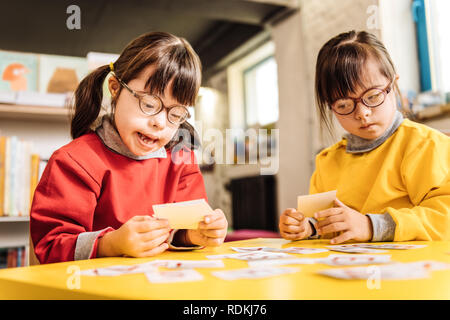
[227,41,279,130]
[413,0,450,93]
[243,56,279,127]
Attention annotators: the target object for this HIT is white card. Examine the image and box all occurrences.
[152,199,213,229]
[319,264,430,280]
[145,269,203,283]
[317,254,391,266]
[356,244,427,250]
[80,264,157,277]
[297,190,337,218]
[212,267,299,280]
[231,246,328,254]
[147,260,225,269]
[248,258,317,267]
[326,245,388,254]
[206,252,291,261]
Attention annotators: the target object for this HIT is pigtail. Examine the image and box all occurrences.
[70,65,111,139]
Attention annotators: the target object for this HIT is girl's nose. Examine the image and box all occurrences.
[354,101,372,120]
[148,108,167,129]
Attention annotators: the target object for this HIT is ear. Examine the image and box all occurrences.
[108,76,120,98]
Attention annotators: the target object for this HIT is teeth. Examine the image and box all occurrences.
[139,133,153,145]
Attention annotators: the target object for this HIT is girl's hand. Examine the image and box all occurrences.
[315,199,373,244]
[187,209,228,247]
[279,208,313,240]
[98,215,171,258]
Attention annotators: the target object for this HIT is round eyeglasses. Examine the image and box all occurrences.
[330,80,394,115]
[111,71,191,125]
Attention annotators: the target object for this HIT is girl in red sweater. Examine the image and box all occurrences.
[30,32,228,264]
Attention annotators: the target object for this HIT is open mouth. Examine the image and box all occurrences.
[137,132,158,147]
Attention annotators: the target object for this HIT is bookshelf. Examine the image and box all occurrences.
[0,104,70,122]
[0,103,68,267]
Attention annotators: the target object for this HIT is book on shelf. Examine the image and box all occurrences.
[0,136,41,217]
[0,246,26,268]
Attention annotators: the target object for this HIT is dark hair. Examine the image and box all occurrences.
[70,31,202,150]
[315,30,401,138]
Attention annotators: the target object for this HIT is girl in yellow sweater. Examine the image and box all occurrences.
[279,30,450,244]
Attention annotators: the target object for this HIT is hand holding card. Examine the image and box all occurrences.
[153,199,213,229]
[297,190,337,218]
[186,208,228,247]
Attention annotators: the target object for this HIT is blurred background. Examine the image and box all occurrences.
[0,0,449,267]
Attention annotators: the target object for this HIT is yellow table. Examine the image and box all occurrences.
[0,238,449,300]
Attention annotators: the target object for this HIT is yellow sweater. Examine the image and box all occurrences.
[310,119,450,241]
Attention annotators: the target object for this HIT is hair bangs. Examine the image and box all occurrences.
[144,44,201,107]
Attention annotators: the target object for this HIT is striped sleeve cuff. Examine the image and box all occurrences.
[366,213,396,242]
[167,229,204,251]
[307,217,320,239]
[74,227,115,261]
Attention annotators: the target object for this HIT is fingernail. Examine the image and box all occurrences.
[314,213,318,219]
[330,239,335,244]
[205,217,210,223]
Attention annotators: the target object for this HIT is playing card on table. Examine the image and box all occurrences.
[212,266,299,280]
[297,190,337,218]
[248,258,317,267]
[231,246,328,254]
[80,264,157,276]
[326,245,388,254]
[206,251,291,261]
[406,260,450,271]
[145,269,203,283]
[266,247,329,254]
[152,199,213,229]
[317,254,391,266]
[356,244,427,250]
[231,247,268,253]
[319,264,430,280]
[148,260,225,269]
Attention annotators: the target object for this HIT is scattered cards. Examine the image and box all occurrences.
[248,258,317,267]
[231,246,328,255]
[146,269,203,283]
[326,246,387,254]
[148,260,224,269]
[206,252,291,261]
[297,190,337,218]
[354,244,427,250]
[80,264,157,277]
[212,267,299,280]
[152,199,213,229]
[318,261,450,280]
[317,254,391,266]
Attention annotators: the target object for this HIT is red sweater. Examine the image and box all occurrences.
[30,132,207,264]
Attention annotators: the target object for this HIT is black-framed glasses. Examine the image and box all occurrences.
[111,71,191,125]
[330,79,394,115]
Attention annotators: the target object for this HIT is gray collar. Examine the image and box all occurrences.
[95,115,167,160]
[344,111,404,154]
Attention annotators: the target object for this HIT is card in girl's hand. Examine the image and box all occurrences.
[297,190,337,218]
[317,254,391,266]
[152,199,213,229]
[326,246,388,254]
[212,266,299,280]
[145,269,203,283]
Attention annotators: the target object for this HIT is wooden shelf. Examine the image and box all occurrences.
[0,103,71,122]
[0,216,30,222]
